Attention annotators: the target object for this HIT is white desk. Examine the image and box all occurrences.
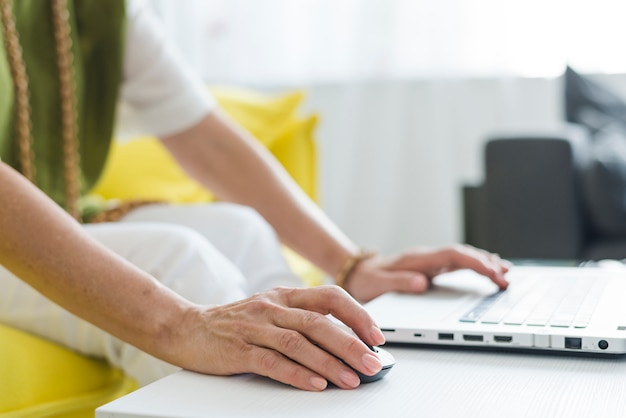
[97,345,626,418]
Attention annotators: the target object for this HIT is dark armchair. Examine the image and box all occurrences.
[463,124,626,262]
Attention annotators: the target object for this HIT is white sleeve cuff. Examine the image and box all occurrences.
[118,0,216,138]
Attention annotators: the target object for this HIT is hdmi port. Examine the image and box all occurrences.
[494,335,513,343]
[463,334,484,342]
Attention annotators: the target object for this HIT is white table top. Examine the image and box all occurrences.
[96,345,626,418]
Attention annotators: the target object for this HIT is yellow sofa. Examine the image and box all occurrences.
[0,87,321,418]
[0,324,137,418]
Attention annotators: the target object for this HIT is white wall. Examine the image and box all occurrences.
[297,74,626,254]
[292,76,563,253]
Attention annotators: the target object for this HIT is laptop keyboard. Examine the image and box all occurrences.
[459,276,607,328]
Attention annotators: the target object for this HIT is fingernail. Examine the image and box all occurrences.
[411,276,427,292]
[362,352,382,374]
[371,325,385,345]
[340,370,361,388]
[310,376,328,391]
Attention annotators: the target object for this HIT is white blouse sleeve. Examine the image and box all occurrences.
[116,0,216,139]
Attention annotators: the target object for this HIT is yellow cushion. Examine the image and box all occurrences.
[270,113,319,201]
[0,324,137,418]
[89,137,214,204]
[91,87,317,203]
[210,86,306,150]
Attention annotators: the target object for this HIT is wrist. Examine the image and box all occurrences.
[154,302,208,368]
[335,250,376,291]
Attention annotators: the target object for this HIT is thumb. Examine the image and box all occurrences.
[380,271,430,295]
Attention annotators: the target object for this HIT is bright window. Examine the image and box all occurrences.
[148,0,626,84]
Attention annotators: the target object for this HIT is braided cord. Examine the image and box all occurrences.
[0,0,36,183]
[51,0,81,220]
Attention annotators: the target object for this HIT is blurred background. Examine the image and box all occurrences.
[143,0,626,254]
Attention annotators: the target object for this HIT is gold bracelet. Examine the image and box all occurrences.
[335,250,376,290]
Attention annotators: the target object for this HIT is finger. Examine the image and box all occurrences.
[470,246,513,273]
[392,245,509,288]
[379,271,430,295]
[281,286,386,347]
[466,246,512,283]
[267,307,383,384]
[445,246,510,289]
[246,345,332,391]
[358,271,429,302]
[255,323,377,389]
[487,253,513,274]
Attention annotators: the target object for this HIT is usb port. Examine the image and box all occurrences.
[494,335,513,343]
[565,337,582,349]
[463,334,484,342]
[438,333,454,341]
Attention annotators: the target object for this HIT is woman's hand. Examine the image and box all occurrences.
[170,285,386,391]
[344,244,512,303]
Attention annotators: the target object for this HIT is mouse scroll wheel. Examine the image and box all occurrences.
[368,345,379,353]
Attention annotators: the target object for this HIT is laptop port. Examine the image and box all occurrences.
[565,337,582,349]
[463,334,484,342]
[438,333,454,341]
[494,335,513,343]
[413,333,423,337]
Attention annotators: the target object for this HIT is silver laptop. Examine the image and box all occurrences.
[364,265,626,354]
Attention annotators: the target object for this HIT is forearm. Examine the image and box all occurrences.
[0,162,193,362]
[0,163,386,390]
[161,111,360,278]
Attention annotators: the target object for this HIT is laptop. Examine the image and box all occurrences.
[364,265,626,354]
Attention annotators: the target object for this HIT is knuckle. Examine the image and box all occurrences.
[321,284,347,302]
[447,243,465,255]
[278,330,306,353]
[257,350,282,372]
[299,310,325,329]
[344,337,362,353]
[246,297,275,314]
[276,286,303,307]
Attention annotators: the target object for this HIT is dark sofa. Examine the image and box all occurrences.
[463,124,626,262]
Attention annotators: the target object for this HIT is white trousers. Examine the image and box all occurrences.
[0,203,302,386]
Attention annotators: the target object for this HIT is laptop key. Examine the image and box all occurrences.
[480,308,510,324]
[525,314,550,326]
